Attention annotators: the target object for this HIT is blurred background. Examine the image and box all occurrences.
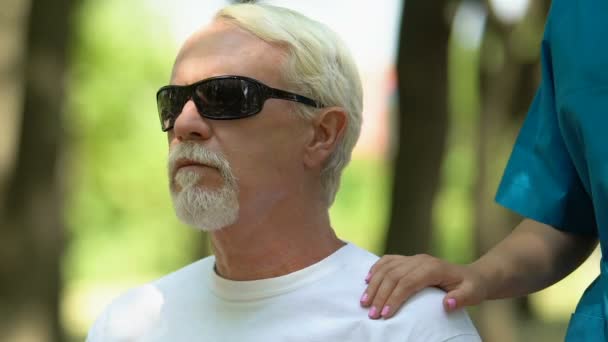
[0,0,600,341]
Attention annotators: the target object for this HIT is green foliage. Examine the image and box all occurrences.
[431,34,481,264]
[330,158,390,254]
[64,0,198,283]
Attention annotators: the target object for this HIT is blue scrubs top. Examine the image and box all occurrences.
[495,0,608,340]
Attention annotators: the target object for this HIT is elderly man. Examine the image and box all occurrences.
[86,3,480,341]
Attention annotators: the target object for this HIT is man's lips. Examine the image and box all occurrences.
[173,159,214,177]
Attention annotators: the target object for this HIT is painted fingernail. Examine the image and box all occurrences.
[381,305,390,317]
[360,293,368,303]
[446,298,456,310]
[369,306,378,318]
[365,272,371,283]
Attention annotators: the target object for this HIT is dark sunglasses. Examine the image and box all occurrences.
[156,75,322,132]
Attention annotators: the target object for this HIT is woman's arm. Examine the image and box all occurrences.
[472,218,597,300]
[362,218,598,319]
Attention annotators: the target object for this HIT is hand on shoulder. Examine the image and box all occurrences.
[359,254,488,319]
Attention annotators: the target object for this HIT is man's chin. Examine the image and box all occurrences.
[188,214,234,232]
[187,222,227,232]
[172,208,238,232]
[172,212,235,232]
[170,191,239,232]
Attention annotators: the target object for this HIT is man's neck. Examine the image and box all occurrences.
[209,211,344,281]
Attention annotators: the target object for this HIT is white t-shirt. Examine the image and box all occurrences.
[86,243,481,341]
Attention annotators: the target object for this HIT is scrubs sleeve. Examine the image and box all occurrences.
[495,33,597,236]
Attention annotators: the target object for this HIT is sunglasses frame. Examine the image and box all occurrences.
[156,75,323,132]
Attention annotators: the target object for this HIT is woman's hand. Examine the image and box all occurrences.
[360,254,489,319]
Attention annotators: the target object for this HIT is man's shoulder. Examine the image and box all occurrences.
[338,242,380,271]
[152,254,215,289]
[86,256,215,341]
[103,254,214,311]
[313,243,379,292]
[338,245,477,333]
[391,287,480,341]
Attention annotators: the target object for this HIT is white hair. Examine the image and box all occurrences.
[215,3,363,206]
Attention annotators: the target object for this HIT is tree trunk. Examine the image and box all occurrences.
[0,0,77,340]
[385,0,451,255]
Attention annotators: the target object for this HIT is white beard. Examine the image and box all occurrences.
[168,143,239,232]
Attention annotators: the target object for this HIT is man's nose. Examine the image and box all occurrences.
[172,100,212,141]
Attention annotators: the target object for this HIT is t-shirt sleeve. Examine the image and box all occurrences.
[400,288,481,341]
[84,284,165,342]
[494,12,597,235]
[85,309,108,342]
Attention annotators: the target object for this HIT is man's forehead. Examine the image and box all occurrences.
[183,21,255,54]
[170,20,286,86]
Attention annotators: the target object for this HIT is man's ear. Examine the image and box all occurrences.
[303,107,347,169]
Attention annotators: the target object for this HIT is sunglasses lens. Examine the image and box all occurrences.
[156,77,270,131]
[157,87,189,131]
[193,78,262,119]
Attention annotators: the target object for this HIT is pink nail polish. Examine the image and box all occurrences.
[381,305,390,317]
[360,293,368,303]
[365,272,371,283]
[446,298,456,310]
[369,306,378,318]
